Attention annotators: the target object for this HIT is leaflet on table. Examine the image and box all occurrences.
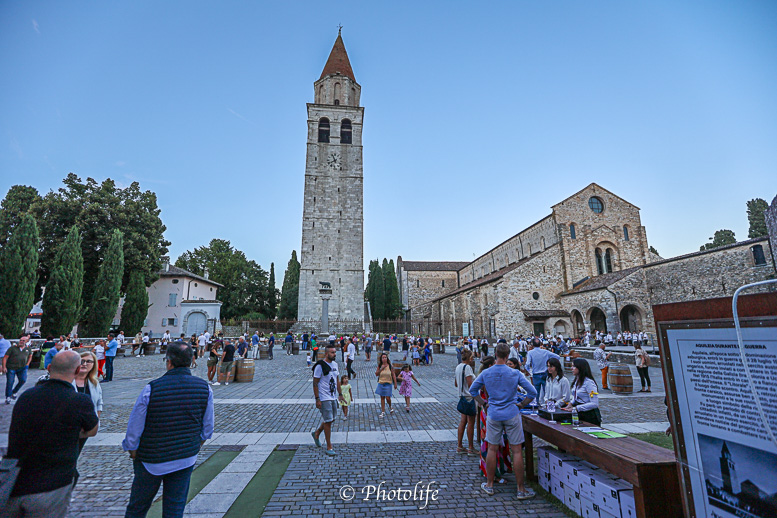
[666,326,777,518]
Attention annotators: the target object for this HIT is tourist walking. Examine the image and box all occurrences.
[285,331,294,355]
[208,339,221,385]
[311,344,343,456]
[44,339,65,369]
[3,351,98,517]
[339,375,352,419]
[197,332,207,359]
[346,338,356,378]
[123,342,214,518]
[364,333,372,361]
[94,340,106,379]
[4,335,32,404]
[75,351,103,452]
[563,358,602,426]
[424,339,433,365]
[397,364,420,412]
[102,333,118,383]
[268,333,275,360]
[375,353,397,417]
[542,358,571,406]
[382,335,392,359]
[189,335,198,368]
[302,332,309,351]
[310,334,318,362]
[219,340,236,385]
[634,343,652,392]
[470,343,537,499]
[455,349,477,455]
[524,338,560,398]
[593,342,612,389]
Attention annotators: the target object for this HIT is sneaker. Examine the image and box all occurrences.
[212,382,221,386]
[225,382,229,386]
[389,407,395,414]
[481,482,495,496]
[10,393,17,400]
[342,415,348,420]
[311,431,321,447]
[516,488,536,500]
[325,449,337,456]
[5,398,10,405]
[379,412,385,418]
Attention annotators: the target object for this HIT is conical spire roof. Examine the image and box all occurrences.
[320,31,355,82]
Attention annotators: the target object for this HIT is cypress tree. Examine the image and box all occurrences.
[384,259,401,319]
[279,251,300,320]
[83,229,124,337]
[267,262,278,319]
[41,225,83,336]
[120,270,148,336]
[0,214,39,336]
[373,260,386,320]
[747,198,769,238]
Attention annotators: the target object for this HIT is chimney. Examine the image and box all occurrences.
[161,256,170,272]
[204,267,209,280]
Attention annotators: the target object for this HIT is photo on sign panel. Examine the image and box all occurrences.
[698,433,777,518]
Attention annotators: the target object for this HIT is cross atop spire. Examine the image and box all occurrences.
[320,31,355,82]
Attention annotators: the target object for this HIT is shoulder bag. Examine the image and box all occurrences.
[456,367,477,416]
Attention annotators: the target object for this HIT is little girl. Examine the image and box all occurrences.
[398,364,421,412]
[339,375,352,419]
[412,344,421,366]
[94,340,106,379]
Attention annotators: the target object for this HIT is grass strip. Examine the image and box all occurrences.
[224,449,296,518]
[630,431,674,450]
[146,449,241,518]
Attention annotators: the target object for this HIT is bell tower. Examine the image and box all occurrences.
[297,31,365,331]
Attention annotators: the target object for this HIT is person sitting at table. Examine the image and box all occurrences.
[542,358,571,407]
[562,358,601,426]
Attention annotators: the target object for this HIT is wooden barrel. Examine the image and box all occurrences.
[391,342,398,352]
[607,364,633,394]
[258,346,270,360]
[434,343,443,354]
[143,343,157,355]
[235,359,255,383]
[217,362,235,383]
[563,355,574,371]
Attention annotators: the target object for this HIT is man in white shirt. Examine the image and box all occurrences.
[197,333,207,358]
[604,332,613,345]
[346,339,356,379]
[312,344,343,456]
[140,332,149,357]
[161,330,171,345]
[117,331,126,346]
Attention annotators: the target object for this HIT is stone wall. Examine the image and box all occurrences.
[405,270,459,311]
[643,238,775,305]
[765,194,777,268]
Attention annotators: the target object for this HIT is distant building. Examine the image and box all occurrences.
[24,302,42,336]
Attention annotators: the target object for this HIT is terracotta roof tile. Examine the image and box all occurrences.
[320,33,355,82]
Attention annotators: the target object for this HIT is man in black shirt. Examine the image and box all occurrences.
[3,350,98,517]
[219,340,236,385]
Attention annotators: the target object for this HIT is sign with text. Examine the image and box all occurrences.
[462,323,469,337]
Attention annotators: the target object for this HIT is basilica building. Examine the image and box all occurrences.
[398,183,774,341]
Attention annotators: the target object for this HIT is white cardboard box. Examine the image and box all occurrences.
[581,470,615,502]
[565,484,583,516]
[619,489,636,518]
[538,445,553,471]
[539,470,551,492]
[548,450,579,479]
[563,460,599,492]
[595,476,632,515]
[550,474,566,502]
[581,495,600,518]
[599,510,620,518]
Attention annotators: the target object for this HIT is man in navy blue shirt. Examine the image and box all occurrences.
[285,332,294,355]
[103,333,119,382]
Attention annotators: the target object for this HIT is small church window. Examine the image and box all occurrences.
[752,245,766,266]
[341,119,352,144]
[595,249,604,275]
[623,226,629,241]
[570,223,576,239]
[605,248,613,273]
[442,280,445,287]
[334,100,340,105]
[318,118,330,143]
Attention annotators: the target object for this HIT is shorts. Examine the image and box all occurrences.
[207,357,218,367]
[220,361,234,374]
[486,414,525,445]
[319,399,338,423]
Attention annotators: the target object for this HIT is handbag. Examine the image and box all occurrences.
[0,458,20,508]
[456,367,477,416]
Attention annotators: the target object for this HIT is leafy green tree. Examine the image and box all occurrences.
[28,174,169,306]
[700,229,737,251]
[120,270,149,336]
[83,230,125,337]
[648,245,660,256]
[175,239,269,320]
[0,185,42,246]
[747,198,769,238]
[382,259,401,319]
[267,262,278,319]
[41,226,84,336]
[0,214,39,336]
[278,251,300,320]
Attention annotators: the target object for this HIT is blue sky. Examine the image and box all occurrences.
[2,1,776,284]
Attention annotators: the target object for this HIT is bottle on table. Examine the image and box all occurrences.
[572,406,579,428]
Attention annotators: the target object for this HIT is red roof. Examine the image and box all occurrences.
[320,33,355,82]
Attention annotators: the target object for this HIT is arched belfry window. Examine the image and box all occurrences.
[318,118,330,143]
[595,248,604,275]
[341,119,352,144]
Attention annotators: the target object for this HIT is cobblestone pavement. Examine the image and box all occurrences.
[0,349,668,517]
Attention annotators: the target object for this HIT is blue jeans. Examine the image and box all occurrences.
[532,372,548,401]
[5,366,28,398]
[125,460,193,518]
[105,356,115,381]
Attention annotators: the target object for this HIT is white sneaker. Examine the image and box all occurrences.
[225,382,229,385]
[212,382,221,386]
[5,398,10,404]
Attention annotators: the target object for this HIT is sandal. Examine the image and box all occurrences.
[456,447,467,454]
[467,448,478,456]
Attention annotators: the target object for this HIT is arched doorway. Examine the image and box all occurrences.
[589,307,607,333]
[571,310,584,337]
[553,320,569,337]
[620,305,643,332]
[185,311,207,336]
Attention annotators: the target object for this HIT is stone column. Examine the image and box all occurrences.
[320,288,332,334]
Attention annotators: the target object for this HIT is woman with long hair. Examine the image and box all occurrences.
[634,342,651,392]
[476,356,512,483]
[454,349,477,455]
[562,358,601,426]
[374,353,397,417]
[76,350,103,451]
[542,358,571,406]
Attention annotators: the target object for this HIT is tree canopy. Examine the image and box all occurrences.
[700,229,737,251]
[175,239,269,320]
[747,198,769,238]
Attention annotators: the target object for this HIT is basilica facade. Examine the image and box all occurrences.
[398,183,775,341]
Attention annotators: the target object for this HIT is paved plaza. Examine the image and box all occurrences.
[0,347,669,517]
